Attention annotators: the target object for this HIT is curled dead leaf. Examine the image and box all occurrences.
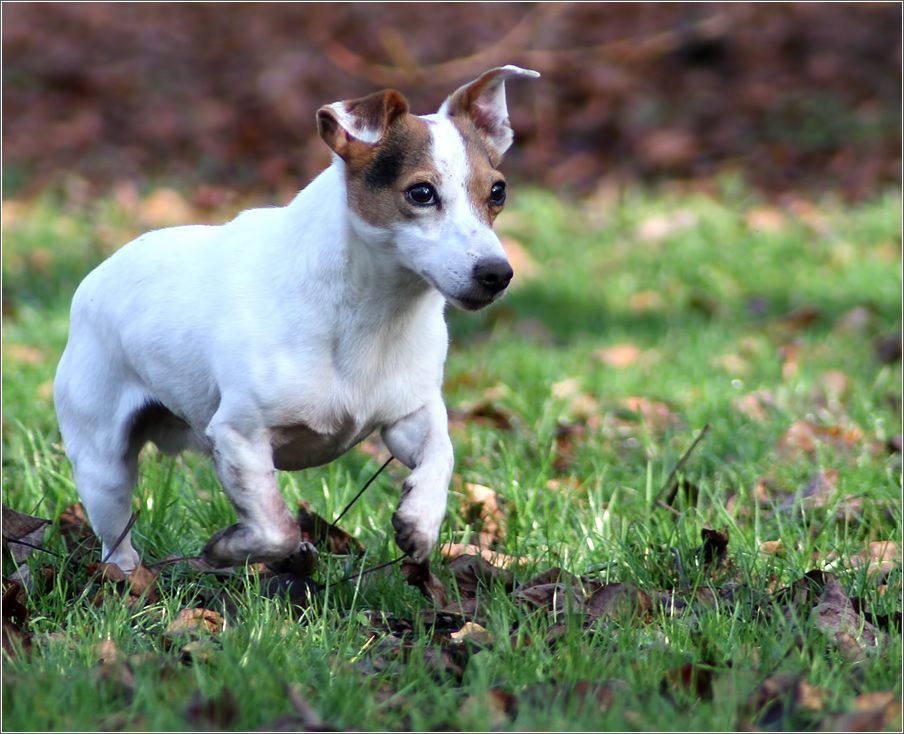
[400,559,448,607]
[593,343,641,369]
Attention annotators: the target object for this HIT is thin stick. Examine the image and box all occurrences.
[331,457,394,528]
[4,538,63,558]
[74,511,140,604]
[652,423,711,509]
[325,553,406,589]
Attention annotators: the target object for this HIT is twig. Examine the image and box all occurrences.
[652,423,712,510]
[4,538,63,558]
[325,554,406,589]
[311,4,568,88]
[331,456,394,528]
[313,6,737,88]
[74,511,140,605]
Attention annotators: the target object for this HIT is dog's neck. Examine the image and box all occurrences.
[286,160,444,324]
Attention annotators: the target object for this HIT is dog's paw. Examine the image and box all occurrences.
[202,522,301,568]
[392,509,440,562]
[266,540,320,575]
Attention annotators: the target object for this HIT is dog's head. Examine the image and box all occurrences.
[316,66,539,311]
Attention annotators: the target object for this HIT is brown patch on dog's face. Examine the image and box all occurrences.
[345,114,438,229]
[448,116,507,227]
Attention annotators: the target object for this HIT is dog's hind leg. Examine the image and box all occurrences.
[201,414,301,567]
[55,368,144,572]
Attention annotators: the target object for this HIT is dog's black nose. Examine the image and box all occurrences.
[473,259,514,294]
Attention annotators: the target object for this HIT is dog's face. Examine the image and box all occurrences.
[317,66,539,311]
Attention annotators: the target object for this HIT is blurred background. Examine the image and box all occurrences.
[2,2,901,201]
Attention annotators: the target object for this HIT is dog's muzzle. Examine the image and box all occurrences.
[458,257,513,310]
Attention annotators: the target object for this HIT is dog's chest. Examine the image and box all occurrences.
[265,317,445,470]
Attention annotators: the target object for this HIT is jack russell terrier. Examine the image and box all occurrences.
[54,65,539,573]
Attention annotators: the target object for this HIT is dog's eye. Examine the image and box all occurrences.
[405,184,437,206]
[489,181,506,206]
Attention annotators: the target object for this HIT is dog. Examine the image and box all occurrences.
[53,65,539,573]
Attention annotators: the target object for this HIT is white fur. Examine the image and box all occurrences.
[54,67,537,572]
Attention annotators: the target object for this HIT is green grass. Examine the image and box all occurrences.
[2,181,901,731]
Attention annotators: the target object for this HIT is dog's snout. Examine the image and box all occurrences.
[473,259,514,294]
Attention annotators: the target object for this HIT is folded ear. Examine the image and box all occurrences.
[317,89,409,163]
[439,65,540,164]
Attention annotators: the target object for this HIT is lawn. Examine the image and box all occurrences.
[2,180,901,731]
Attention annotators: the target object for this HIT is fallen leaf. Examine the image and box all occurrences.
[775,419,871,462]
[584,581,654,623]
[746,206,786,233]
[295,500,364,555]
[2,344,45,365]
[759,540,785,556]
[447,554,516,597]
[440,544,526,569]
[832,306,875,337]
[593,343,641,369]
[139,187,194,227]
[400,559,448,607]
[450,621,493,647]
[2,506,50,589]
[810,579,885,659]
[460,483,504,544]
[164,608,225,643]
[665,661,717,700]
[848,541,900,576]
[1,582,31,659]
[700,527,730,567]
[183,687,239,731]
[499,236,538,285]
[629,290,665,313]
[732,390,775,423]
[873,331,902,364]
[620,396,683,433]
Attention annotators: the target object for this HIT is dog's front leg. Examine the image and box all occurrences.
[381,399,454,561]
[202,418,301,567]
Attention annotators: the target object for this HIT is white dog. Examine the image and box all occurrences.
[54,66,539,572]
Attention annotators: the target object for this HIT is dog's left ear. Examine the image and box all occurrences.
[317,89,409,164]
[440,65,540,165]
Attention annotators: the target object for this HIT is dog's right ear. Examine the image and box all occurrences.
[317,89,409,163]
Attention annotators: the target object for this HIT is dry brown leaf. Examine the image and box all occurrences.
[629,290,665,313]
[2,582,31,659]
[164,608,225,640]
[849,541,900,577]
[440,544,526,569]
[746,206,787,233]
[585,581,654,623]
[2,506,50,573]
[775,419,871,462]
[499,236,538,285]
[700,526,730,567]
[183,687,239,731]
[832,306,876,337]
[810,579,885,659]
[620,396,683,433]
[461,483,504,544]
[295,500,363,555]
[447,554,516,597]
[400,558,448,607]
[139,187,194,227]
[758,540,785,556]
[593,343,642,369]
[2,344,46,365]
[732,390,775,423]
[450,621,493,647]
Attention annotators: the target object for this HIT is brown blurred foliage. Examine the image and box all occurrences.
[2,2,900,199]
